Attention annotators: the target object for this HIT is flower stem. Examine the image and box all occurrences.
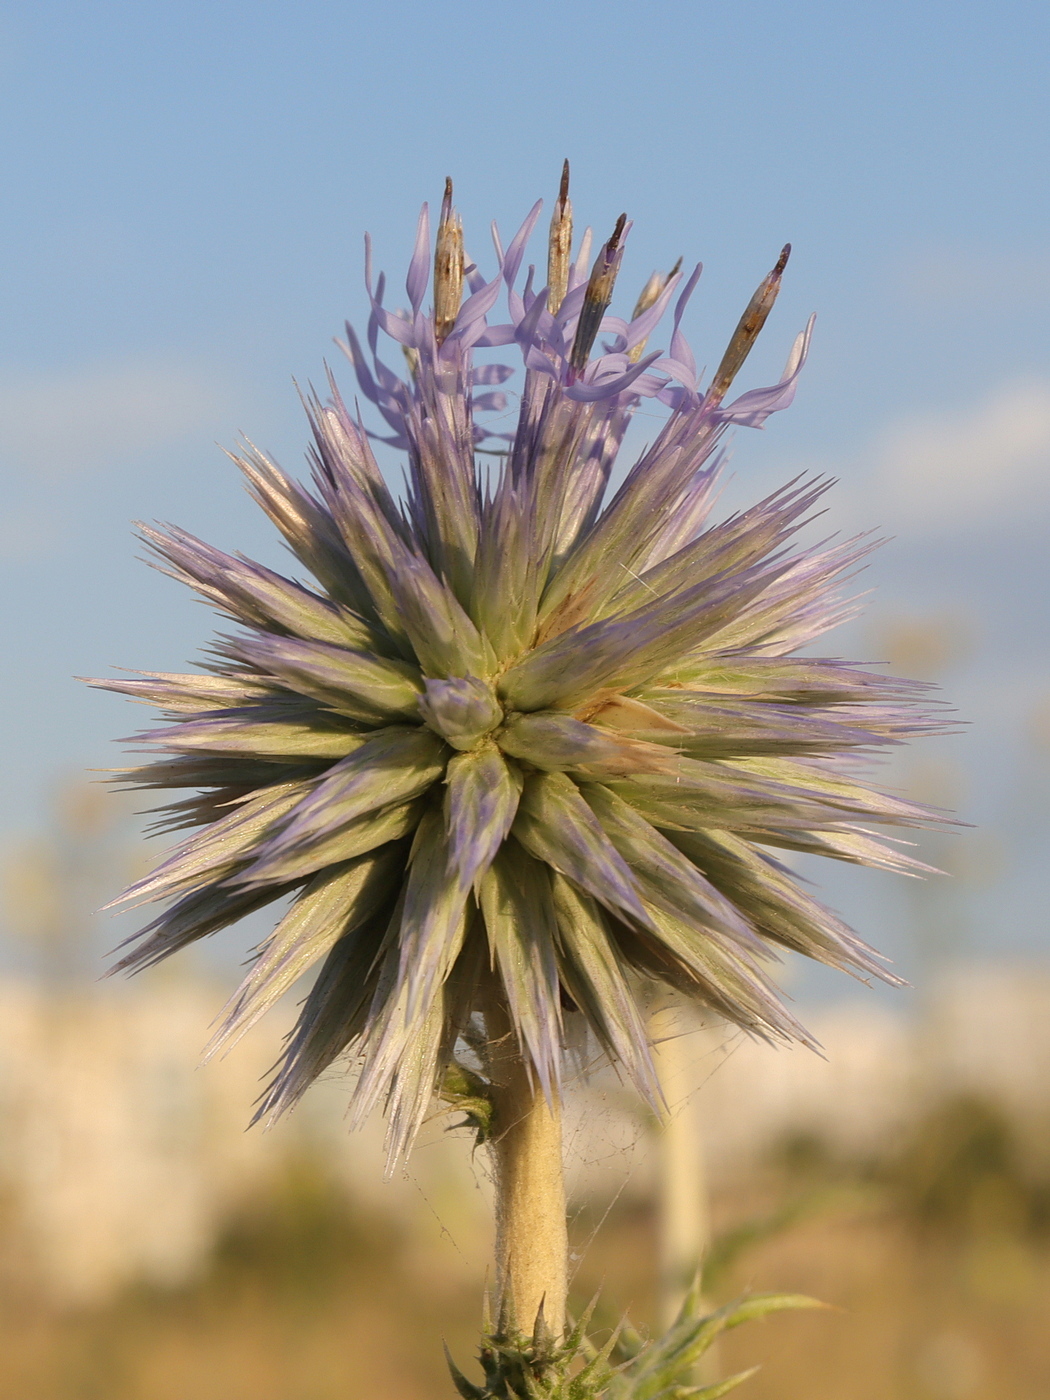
[485,999,567,1337]
[651,994,712,1329]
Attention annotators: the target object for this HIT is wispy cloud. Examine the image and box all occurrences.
[850,380,1050,536]
[0,362,231,474]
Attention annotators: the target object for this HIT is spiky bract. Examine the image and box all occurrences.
[91,179,944,1161]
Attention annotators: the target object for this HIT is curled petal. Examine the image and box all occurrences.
[716,314,815,427]
[499,199,544,293]
[563,351,663,402]
[405,203,431,314]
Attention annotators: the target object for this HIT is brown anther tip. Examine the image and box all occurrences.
[558,159,570,208]
[669,256,684,278]
[434,179,464,345]
[775,244,791,275]
[569,213,629,370]
[547,161,574,314]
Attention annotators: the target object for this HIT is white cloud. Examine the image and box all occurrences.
[0,363,230,473]
[868,380,1050,533]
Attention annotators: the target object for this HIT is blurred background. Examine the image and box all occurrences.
[1,2,1049,1396]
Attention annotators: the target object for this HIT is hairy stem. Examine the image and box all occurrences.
[651,995,712,1326]
[485,999,567,1337]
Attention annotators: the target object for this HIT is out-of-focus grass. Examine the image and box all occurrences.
[2,1098,1050,1399]
[571,1095,1050,1400]
[714,1094,1050,1400]
[0,1160,483,1400]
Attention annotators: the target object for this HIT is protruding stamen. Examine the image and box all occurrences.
[706,244,791,407]
[628,256,683,362]
[433,176,464,346]
[569,213,628,374]
[547,159,573,315]
[631,257,682,321]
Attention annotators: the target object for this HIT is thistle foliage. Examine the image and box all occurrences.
[92,174,944,1160]
[446,1276,825,1400]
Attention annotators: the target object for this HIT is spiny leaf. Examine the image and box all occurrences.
[477,845,562,1095]
[667,827,900,984]
[256,905,391,1121]
[134,710,366,761]
[671,1366,760,1399]
[646,652,933,705]
[512,771,650,928]
[445,1345,488,1400]
[444,746,523,885]
[108,879,293,975]
[602,476,832,619]
[550,874,659,1104]
[232,441,377,616]
[206,844,405,1056]
[110,779,313,909]
[224,633,424,723]
[259,726,446,859]
[498,712,677,777]
[578,783,761,953]
[502,557,789,714]
[87,669,277,714]
[397,808,474,1018]
[719,1292,828,1330]
[138,520,387,651]
[230,796,424,890]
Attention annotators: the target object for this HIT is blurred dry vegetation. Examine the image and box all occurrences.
[0,1091,1048,1400]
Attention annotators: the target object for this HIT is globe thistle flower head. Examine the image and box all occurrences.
[92,169,947,1162]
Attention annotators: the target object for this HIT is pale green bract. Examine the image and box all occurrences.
[89,179,947,1164]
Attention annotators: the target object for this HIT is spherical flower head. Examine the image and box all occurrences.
[90,171,947,1163]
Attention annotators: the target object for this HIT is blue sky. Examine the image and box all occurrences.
[2,0,1048,994]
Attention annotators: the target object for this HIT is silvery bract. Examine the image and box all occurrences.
[92,171,943,1161]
